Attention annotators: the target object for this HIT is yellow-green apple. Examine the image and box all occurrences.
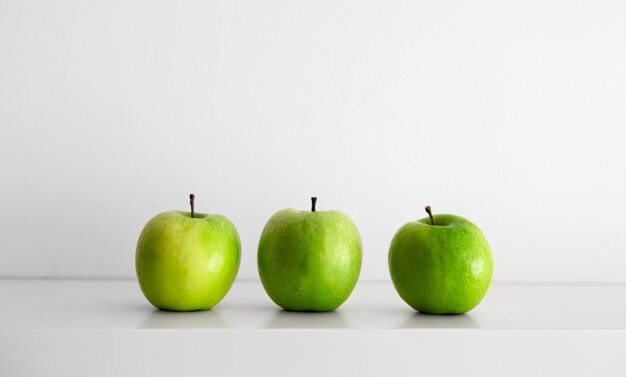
[136,194,240,311]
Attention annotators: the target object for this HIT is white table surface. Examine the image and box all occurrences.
[2,279,626,376]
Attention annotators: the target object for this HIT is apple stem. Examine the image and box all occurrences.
[425,206,435,226]
[311,197,317,212]
[190,194,195,218]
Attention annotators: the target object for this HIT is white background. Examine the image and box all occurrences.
[1,0,625,282]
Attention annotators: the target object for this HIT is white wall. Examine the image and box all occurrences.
[1,0,625,282]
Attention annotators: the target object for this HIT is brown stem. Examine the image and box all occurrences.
[425,206,434,226]
[190,194,195,218]
[311,197,317,212]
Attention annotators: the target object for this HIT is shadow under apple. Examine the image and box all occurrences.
[262,309,348,329]
[139,307,229,329]
[399,311,481,329]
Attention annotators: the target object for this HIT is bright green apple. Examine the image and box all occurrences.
[136,194,240,311]
[388,206,493,314]
[258,197,362,312]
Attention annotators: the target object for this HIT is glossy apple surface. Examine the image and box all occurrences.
[258,200,362,312]
[388,211,493,314]
[136,209,240,311]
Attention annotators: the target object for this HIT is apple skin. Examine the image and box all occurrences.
[258,209,362,312]
[388,214,493,314]
[136,211,240,311]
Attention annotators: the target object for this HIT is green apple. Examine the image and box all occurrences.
[388,206,493,314]
[258,197,362,312]
[136,194,240,311]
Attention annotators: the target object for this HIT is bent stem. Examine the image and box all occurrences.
[425,206,434,226]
